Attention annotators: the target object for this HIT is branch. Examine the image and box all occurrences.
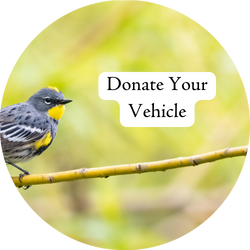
[12,146,248,188]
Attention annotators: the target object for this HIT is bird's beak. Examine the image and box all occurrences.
[59,99,72,105]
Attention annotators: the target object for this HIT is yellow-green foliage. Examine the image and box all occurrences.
[2,2,249,249]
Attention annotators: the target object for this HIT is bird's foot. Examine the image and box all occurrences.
[19,171,31,190]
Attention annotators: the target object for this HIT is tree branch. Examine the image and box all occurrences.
[11,146,248,188]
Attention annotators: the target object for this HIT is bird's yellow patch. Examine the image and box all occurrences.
[35,132,52,150]
[47,86,60,93]
[48,105,65,120]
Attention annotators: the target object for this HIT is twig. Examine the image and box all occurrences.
[11,146,248,188]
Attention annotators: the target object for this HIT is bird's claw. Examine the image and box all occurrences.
[19,171,31,190]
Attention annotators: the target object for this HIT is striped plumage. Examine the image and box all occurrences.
[0,87,72,188]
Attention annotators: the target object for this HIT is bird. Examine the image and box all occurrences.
[0,86,72,189]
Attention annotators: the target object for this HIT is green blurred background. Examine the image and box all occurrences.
[2,1,249,249]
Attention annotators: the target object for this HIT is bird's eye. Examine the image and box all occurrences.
[45,97,51,104]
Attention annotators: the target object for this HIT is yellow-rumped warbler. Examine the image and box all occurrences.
[0,86,72,188]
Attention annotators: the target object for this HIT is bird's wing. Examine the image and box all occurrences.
[0,103,50,150]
